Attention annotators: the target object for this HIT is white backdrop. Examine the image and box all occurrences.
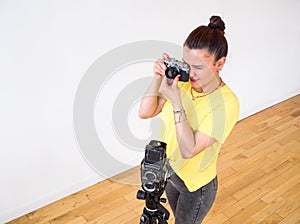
[0,0,299,222]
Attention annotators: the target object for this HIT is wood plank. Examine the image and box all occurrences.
[278,205,300,224]
[222,188,265,218]
[64,216,87,224]
[25,192,90,224]
[276,185,300,219]
[251,197,287,223]
[204,212,229,224]
[260,213,283,224]
[222,199,266,224]
[261,171,300,204]
[232,163,291,201]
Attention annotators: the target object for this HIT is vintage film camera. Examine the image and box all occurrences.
[141,140,168,193]
[164,58,190,82]
[136,140,170,224]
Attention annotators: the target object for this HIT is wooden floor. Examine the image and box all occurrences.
[8,94,300,224]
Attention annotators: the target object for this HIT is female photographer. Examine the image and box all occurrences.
[139,16,240,224]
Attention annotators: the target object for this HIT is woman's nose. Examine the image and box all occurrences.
[189,69,196,78]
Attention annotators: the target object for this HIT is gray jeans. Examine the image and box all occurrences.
[165,170,218,224]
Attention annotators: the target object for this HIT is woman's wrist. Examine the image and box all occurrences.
[173,107,187,125]
[147,76,163,96]
[153,75,164,82]
[173,109,185,114]
[172,102,183,112]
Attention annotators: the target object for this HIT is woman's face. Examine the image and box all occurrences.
[183,46,223,91]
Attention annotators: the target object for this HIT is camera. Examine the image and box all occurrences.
[164,58,190,82]
[137,140,170,223]
[140,140,168,193]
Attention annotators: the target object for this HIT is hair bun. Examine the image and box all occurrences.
[208,15,226,34]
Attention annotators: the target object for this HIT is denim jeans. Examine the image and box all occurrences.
[165,171,218,224]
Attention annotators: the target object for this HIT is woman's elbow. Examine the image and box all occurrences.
[180,147,204,159]
[138,110,152,119]
[181,151,194,159]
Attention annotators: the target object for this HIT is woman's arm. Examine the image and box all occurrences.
[160,76,216,159]
[173,108,216,159]
[139,55,169,119]
[138,76,166,119]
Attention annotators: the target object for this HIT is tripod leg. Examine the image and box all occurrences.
[157,213,168,224]
[140,209,152,224]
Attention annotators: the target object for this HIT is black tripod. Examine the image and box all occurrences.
[136,189,170,224]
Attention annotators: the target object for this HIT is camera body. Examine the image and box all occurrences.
[164,58,190,82]
[140,140,168,193]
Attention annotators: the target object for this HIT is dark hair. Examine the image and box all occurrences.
[184,16,228,62]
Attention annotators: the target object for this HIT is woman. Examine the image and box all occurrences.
[139,15,239,223]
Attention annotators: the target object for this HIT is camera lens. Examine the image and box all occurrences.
[145,171,156,181]
[165,67,178,79]
[143,182,156,192]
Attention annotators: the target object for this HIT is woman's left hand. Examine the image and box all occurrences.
[160,75,182,110]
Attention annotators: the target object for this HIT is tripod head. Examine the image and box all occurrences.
[136,189,170,224]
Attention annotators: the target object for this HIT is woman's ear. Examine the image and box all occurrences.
[216,57,226,71]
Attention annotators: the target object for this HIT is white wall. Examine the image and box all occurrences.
[0,0,299,222]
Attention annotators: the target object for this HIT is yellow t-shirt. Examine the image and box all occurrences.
[159,81,239,192]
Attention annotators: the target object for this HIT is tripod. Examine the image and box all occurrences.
[137,189,170,224]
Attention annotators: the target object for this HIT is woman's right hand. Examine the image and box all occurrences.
[153,53,171,78]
